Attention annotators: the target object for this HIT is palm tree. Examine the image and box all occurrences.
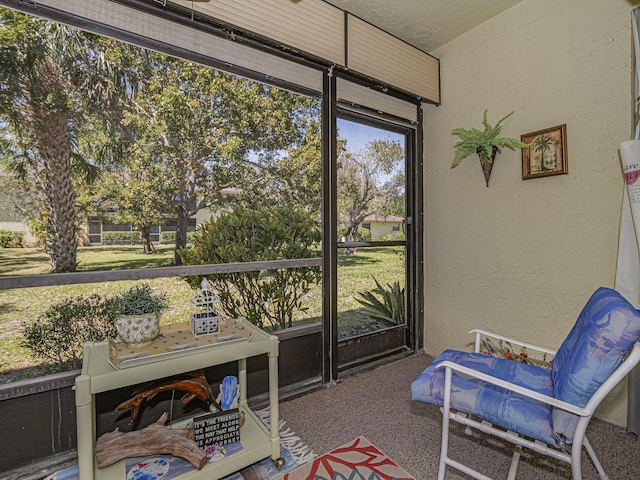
[0,9,117,272]
[533,136,553,172]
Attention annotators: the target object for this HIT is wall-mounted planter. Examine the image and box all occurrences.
[478,146,498,187]
[450,110,527,187]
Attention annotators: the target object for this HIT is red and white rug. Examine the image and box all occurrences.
[274,436,415,480]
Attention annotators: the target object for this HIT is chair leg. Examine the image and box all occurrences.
[438,369,453,480]
[582,436,608,480]
[571,418,609,480]
[571,439,583,480]
[438,414,450,480]
[506,445,522,480]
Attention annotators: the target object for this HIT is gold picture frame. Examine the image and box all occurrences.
[521,124,567,180]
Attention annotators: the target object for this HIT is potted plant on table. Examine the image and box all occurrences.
[114,283,169,348]
[450,109,528,186]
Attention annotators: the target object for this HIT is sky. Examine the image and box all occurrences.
[337,118,404,152]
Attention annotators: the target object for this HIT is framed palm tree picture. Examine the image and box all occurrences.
[521,124,568,180]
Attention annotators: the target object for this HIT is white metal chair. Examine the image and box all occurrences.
[411,287,640,480]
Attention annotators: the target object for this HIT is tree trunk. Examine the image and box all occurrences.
[174,203,188,265]
[29,59,78,273]
[140,224,155,254]
[345,224,358,243]
[42,144,78,272]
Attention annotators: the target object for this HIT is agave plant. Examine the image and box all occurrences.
[451,109,528,186]
[355,277,405,326]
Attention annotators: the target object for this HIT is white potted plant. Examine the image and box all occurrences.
[114,283,169,348]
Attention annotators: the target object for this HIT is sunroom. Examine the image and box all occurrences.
[1,1,640,479]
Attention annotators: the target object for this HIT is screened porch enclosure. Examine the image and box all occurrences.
[0,0,431,474]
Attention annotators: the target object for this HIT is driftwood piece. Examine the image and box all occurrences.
[115,369,221,425]
[95,412,208,470]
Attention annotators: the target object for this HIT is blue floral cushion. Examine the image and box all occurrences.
[551,287,640,443]
[411,349,556,444]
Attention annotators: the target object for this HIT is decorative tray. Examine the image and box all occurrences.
[108,318,252,369]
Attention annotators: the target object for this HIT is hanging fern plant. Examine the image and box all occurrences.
[451,109,528,186]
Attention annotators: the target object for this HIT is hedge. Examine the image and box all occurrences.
[161,231,195,245]
[0,230,24,248]
[101,231,139,245]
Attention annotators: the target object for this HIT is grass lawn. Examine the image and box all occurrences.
[0,246,191,381]
[0,245,405,382]
[337,247,405,324]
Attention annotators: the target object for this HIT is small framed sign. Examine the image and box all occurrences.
[521,124,568,180]
[193,409,241,450]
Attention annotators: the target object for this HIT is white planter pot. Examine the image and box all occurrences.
[115,313,161,348]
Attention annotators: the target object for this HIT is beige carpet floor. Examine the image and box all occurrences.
[279,354,640,479]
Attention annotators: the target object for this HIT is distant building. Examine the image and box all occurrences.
[84,217,197,245]
[361,214,404,239]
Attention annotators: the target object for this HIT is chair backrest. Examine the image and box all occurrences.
[551,287,640,442]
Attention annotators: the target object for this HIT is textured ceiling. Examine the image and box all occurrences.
[323,0,526,53]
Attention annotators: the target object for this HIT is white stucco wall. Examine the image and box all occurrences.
[423,0,633,425]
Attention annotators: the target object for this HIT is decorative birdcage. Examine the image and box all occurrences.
[190,278,221,336]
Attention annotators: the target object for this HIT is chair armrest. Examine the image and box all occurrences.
[470,329,557,356]
[436,360,590,417]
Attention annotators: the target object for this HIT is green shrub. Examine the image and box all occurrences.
[338,226,371,242]
[26,218,46,246]
[179,205,321,331]
[0,229,24,248]
[161,231,195,245]
[102,231,138,245]
[356,227,371,242]
[355,276,405,325]
[161,231,176,244]
[378,232,405,241]
[21,294,118,371]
